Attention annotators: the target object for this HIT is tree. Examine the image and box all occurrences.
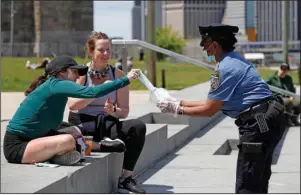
[155,25,186,61]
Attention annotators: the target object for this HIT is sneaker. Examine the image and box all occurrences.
[50,150,81,166]
[118,176,146,194]
[99,137,126,153]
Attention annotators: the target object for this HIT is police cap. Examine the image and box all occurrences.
[199,24,239,46]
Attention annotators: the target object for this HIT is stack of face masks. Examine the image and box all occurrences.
[138,71,179,117]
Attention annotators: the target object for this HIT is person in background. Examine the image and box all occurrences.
[25,58,51,70]
[138,47,144,61]
[67,31,147,194]
[266,63,300,126]
[114,57,123,71]
[127,56,134,71]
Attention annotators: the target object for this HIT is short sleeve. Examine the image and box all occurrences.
[208,61,242,102]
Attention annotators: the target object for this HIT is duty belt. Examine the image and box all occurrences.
[236,97,274,133]
[237,102,269,124]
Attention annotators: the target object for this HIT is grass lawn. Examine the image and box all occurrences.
[1,57,299,92]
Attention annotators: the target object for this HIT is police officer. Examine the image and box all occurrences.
[157,24,286,194]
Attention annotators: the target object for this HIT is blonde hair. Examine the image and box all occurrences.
[86,31,110,53]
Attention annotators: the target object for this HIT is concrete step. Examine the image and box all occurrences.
[134,124,168,175]
[1,123,168,193]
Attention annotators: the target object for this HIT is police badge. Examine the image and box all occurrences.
[210,71,220,92]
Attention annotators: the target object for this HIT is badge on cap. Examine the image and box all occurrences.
[210,71,220,92]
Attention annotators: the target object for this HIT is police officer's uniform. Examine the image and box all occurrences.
[199,24,286,193]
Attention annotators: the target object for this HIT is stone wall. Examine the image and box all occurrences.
[1,1,93,56]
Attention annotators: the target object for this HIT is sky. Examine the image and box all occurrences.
[93,1,133,40]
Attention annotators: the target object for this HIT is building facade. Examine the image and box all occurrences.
[163,0,226,39]
[132,0,163,40]
[132,1,142,40]
[222,1,248,42]
[1,1,93,56]
[255,0,299,42]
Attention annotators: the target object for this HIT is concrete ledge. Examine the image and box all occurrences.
[1,112,223,193]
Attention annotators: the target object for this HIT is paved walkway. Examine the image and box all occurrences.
[136,116,300,193]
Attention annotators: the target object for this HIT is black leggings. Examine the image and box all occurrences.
[68,112,147,171]
[105,119,146,171]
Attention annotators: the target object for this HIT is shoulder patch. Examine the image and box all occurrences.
[210,70,220,92]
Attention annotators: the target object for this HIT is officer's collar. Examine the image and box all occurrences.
[219,51,235,62]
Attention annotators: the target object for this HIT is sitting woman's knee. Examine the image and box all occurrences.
[59,134,76,152]
[132,119,146,137]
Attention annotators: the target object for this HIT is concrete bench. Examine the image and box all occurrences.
[1,112,223,193]
[2,81,226,193]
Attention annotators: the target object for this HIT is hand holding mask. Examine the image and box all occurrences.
[138,71,180,116]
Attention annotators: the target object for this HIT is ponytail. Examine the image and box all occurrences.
[24,72,48,96]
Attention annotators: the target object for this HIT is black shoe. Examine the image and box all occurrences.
[99,137,126,153]
[118,176,146,194]
[291,116,300,126]
[293,120,301,126]
[287,118,294,127]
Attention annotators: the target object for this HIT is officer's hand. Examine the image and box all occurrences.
[156,99,180,115]
[289,96,295,102]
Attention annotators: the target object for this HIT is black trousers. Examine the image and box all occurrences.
[104,118,146,171]
[68,113,147,171]
[235,99,286,193]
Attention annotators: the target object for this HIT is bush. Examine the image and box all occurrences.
[155,25,186,61]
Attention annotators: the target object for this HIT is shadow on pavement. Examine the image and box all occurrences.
[135,114,227,193]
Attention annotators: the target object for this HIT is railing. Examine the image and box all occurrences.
[112,39,300,99]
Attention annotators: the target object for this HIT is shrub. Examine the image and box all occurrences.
[155,25,186,61]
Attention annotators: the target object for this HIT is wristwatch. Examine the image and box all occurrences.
[113,106,117,113]
[177,106,184,115]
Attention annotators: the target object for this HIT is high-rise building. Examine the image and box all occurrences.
[163,0,226,39]
[1,1,93,56]
[255,1,299,42]
[132,1,142,40]
[132,0,163,40]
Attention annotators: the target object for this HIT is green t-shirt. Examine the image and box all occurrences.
[266,71,296,94]
[7,76,130,139]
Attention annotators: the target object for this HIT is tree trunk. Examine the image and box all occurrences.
[33,1,41,57]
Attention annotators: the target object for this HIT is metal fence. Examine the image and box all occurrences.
[183,41,301,65]
[2,41,300,65]
[111,39,300,99]
[1,42,143,60]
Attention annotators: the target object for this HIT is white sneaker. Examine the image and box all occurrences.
[51,150,81,166]
[99,137,126,153]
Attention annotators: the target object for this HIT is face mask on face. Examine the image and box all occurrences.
[203,50,216,63]
[203,42,216,63]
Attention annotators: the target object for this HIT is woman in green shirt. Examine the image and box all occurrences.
[3,55,140,165]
